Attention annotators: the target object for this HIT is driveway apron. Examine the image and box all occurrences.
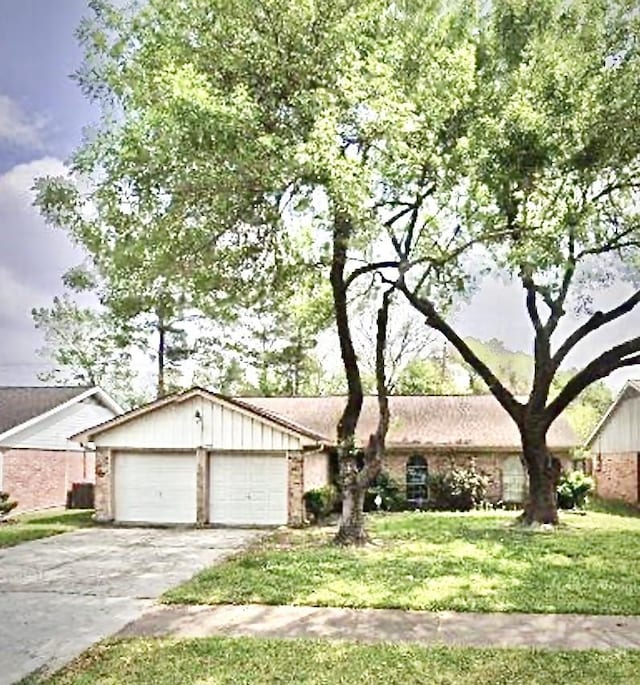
[0,527,260,685]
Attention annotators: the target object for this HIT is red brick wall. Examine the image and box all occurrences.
[382,451,572,503]
[593,451,639,504]
[2,449,94,513]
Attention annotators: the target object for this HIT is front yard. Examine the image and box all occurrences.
[165,509,640,615]
[0,509,94,549]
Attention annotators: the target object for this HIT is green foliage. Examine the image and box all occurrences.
[364,472,406,512]
[557,471,594,510]
[303,485,338,524]
[32,294,138,405]
[429,466,488,512]
[396,357,457,395]
[456,339,533,395]
[0,491,17,520]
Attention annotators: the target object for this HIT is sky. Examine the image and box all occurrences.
[0,0,637,392]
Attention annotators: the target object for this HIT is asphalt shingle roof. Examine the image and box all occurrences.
[242,395,577,450]
[0,386,91,436]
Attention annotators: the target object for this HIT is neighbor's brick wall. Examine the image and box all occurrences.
[288,452,304,526]
[2,448,93,513]
[382,451,573,503]
[593,451,638,504]
[303,452,329,492]
[94,448,113,522]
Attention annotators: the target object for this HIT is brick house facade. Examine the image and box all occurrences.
[248,395,577,505]
[587,381,640,506]
[0,387,121,513]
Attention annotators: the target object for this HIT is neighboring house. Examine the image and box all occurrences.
[586,379,640,505]
[75,388,576,527]
[0,386,122,512]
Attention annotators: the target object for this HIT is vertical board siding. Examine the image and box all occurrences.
[0,398,117,451]
[92,395,304,451]
[595,394,640,454]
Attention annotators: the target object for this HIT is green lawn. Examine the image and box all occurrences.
[0,509,94,548]
[164,510,640,615]
[21,637,640,685]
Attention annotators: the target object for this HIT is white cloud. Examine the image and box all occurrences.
[0,95,46,149]
[0,158,85,384]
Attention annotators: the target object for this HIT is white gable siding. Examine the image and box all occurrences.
[592,392,640,453]
[91,395,303,451]
[0,398,116,452]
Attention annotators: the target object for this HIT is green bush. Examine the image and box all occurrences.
[303,485,338,524]
[365,472,407,512]
[429,466,488,511]
[557,470,594,510]
[0,491,17,520]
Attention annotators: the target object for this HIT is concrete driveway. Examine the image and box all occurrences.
[0,526,261,685]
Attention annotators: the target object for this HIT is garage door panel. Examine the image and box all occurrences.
[115,452,196,524]
[209,454,287,525]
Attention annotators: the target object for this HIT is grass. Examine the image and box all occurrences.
[0,509,94,548]
[20,637,640,685]
[164,509,640,615]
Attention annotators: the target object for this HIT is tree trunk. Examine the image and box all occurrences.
[519,426,561,525]
[330,215,366,545]
[334,456,368,546]
[157,313,166,398]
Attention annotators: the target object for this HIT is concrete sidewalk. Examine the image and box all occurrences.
[119,603,640,651]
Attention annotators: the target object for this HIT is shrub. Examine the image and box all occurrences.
[557,470,594,510]
[0,491,17,521]
[365,472,407,512]
[303,485,338,524]
[429,466,488,511]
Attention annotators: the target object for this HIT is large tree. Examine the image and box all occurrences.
[37,0,498,542]
[391,0,640,524]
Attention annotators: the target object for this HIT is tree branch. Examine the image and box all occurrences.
[345,260,400,289]
[394,277,524,422]
[552,288,640,369]
[546,336,640,423]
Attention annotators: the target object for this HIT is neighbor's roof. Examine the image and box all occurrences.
[0,386,92,435]
[585,379,640,448]
[243,395,577,451]
[0,386,123,442]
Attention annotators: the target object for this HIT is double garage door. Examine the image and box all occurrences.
[113,452,288,525]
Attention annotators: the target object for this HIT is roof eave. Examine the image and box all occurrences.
[0,387,121,445]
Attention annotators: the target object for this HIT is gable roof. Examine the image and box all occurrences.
[0,386,124,443]
[243,395,577,451]
[72,387,328,444]
[585,379,640,448]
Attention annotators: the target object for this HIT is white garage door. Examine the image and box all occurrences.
[209,454,288,525]
[114,452,196,523]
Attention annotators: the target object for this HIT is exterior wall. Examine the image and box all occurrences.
[92,396,304,452]
[593,451,638,504]
[0,398,115,452]
[288,452,305,526]
[591,392,640,454]
[383,451,504,501]
[382,450,572,503]
[2,448,93,513]
[303,452,329,492]
[94,448,113,522]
